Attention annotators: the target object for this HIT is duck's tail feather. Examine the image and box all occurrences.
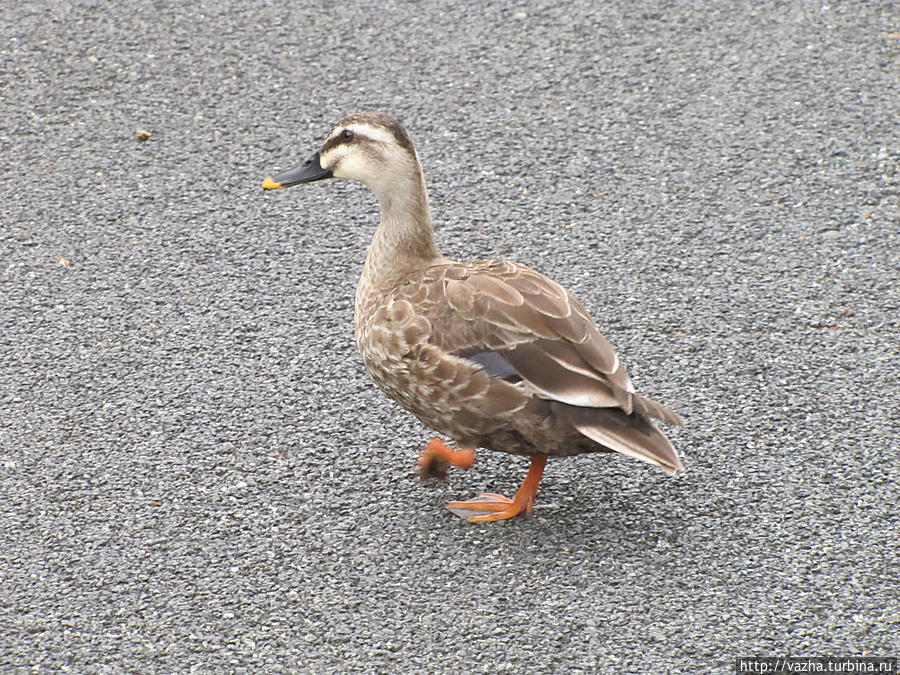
[632,393,684,427]
[554,403,683,475]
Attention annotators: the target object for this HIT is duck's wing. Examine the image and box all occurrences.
[395,260,681,423]
[391,259,683,472]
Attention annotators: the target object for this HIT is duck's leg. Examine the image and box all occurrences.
[447,455,548,522]
[418,438,476,481]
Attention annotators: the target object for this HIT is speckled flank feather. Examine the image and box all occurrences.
[278,112,684,476]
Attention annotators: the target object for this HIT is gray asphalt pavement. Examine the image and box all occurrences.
[2,1,898,672]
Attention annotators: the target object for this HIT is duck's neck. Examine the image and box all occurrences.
[361,166,442,292]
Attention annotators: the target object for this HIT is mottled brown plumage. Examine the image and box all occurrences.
[263,112,684,522]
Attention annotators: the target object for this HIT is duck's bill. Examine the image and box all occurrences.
[262,151,332,189]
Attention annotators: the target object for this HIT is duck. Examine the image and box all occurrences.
[262,112,683,522]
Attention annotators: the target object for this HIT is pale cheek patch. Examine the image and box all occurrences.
[320,145,348,173]
[332,151,381,183]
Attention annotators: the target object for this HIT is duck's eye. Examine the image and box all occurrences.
[340,129,354,141]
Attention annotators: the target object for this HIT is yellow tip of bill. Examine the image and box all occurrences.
[262,176,283,189]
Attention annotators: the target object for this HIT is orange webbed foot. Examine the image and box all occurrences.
[446,493,519,521]
[418,438,476,481]
[446,455,548,523]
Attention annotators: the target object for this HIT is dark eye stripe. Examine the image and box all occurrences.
[322,131,356,154]
[320,118,415,157]
[341,113,415,154]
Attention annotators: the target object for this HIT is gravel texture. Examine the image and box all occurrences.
[2,1,898,673]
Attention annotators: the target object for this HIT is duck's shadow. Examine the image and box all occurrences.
[411,452,695,561]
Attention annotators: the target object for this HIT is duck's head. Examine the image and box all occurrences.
[262,112,421,198]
